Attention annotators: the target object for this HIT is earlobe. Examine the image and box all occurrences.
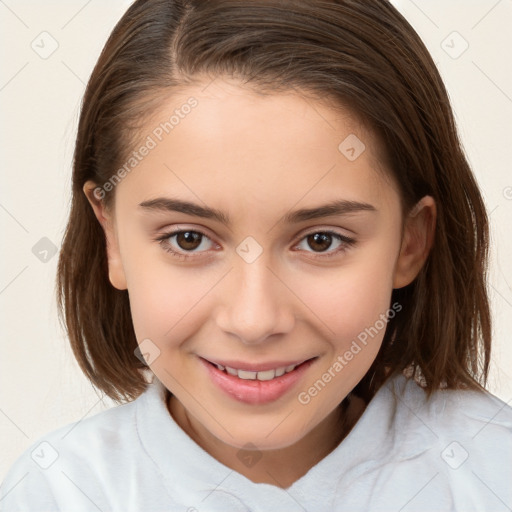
[83,181,128,290]
[393,196,436,289]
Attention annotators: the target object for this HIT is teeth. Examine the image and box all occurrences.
[256,369,276,381]
[275,367,286,377]
[220,363,299,380]
[238,370,257,380]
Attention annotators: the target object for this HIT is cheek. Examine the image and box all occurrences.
[123,251,217,350]
[290,256,397,416]
[291,250,397,350]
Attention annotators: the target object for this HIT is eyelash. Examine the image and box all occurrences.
[154,228,356,261]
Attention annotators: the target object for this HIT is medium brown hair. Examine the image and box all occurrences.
[57,0,491,403]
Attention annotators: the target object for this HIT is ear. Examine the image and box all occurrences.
[83,181,128,290]
[393,195,436,289]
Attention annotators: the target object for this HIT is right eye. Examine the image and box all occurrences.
[154,228,218,260]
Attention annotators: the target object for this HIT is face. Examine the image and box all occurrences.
[85,78,434,452]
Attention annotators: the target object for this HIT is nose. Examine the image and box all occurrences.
[214,256,296,345]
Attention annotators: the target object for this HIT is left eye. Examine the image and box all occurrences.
[294,231,356,256]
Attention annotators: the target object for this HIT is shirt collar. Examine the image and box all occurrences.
[136,371,436,510]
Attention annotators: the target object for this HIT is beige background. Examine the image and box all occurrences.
[1,0,511,480]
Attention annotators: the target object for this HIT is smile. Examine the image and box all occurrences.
[213,362,301,381]
[200,357,317,405]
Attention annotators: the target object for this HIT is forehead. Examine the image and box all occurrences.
[114,78,399,220]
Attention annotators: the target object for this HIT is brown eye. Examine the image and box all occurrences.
[155,228,217,260]
[175,231,203,251]
[306,233,334,252]
[294,230,356,258]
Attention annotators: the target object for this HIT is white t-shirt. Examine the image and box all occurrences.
[1,371,511,512]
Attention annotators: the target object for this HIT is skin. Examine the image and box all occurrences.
[84,78,436,488]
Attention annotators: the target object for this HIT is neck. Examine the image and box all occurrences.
[167,392,368,489]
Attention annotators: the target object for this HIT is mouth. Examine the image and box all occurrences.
[200,356,317,404]
[206,359,309,380]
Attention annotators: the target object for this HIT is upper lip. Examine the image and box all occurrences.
[201,357,315,372]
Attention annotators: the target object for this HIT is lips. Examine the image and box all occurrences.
[200,356,316,405]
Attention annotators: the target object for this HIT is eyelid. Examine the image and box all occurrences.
[155,224,218,246]
[294,224,355,240]
[291,224,356,248]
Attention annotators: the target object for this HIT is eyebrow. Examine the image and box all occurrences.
[138,197,377,225]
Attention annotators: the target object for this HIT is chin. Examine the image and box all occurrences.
[212,419,310,451]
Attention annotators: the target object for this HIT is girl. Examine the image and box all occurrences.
[2,0,511,510]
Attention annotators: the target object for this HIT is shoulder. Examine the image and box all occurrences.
[381,372,512,508]
[0,383,156,511]
[390,371,512,443]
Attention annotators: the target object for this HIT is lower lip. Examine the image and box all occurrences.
[201,358,315,405]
